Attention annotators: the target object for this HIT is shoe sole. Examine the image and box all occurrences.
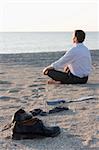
[12,130,60,140]
[12,133,44,140]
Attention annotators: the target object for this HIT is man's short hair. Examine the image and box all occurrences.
[74,30,86,43]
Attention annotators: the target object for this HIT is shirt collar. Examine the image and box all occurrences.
[74,43,84,47]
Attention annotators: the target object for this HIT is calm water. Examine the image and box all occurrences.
[0,32,99,54]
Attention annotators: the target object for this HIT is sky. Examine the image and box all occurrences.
[0,0,99,32]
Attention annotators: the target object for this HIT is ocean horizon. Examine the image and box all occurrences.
[0,31,99,54]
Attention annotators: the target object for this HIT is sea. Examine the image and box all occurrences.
[0,32,99,54]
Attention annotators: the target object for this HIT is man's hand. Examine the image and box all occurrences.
[64,66,70,73]
[43,66,54,75]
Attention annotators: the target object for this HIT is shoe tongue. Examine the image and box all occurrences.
[23,113,33,120]
[12,109,33,123]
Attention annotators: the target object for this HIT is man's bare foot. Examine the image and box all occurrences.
[47,80,61,84]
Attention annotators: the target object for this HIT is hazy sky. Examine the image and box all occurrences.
[0,0,99,32]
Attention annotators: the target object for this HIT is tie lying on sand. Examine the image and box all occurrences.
[46,96,96,105]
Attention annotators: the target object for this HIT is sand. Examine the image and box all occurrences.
[0,50,99,150]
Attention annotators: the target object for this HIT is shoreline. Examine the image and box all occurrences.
[0,49,99,55]
[0,50,99,67]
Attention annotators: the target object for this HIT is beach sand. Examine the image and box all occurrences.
[0,50,99,150]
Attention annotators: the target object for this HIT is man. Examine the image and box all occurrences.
[43,30,92,84]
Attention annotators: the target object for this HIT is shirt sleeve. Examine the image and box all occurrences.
[50,48,75,69]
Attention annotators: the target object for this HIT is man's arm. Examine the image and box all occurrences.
[50,49,74,70]
[43,48,75,75]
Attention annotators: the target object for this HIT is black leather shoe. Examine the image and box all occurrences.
[30,108,47,116]
[12,109,33,123]
[49,107,69,114]
[12,118,60,140]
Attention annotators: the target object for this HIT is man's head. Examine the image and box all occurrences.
[72,30,86,44]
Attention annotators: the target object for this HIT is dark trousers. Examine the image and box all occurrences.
[47,69,88,84]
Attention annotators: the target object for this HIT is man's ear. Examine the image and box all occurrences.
[73,37,78,43]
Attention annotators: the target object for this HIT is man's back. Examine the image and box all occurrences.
[68,43,92,77]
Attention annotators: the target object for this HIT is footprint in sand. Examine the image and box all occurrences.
[29,83,45,87]
[38,87,45,91]
[8,88,22,93]
[0,96,18,101]
[0,72,5,74]
[33,77,45,82]
[32,89,38,93]
[0,116,5,120]
[96,116,99,121]
[32,87,45,93]
[0,80,12,84]
[31,94,43,99]
[0,89,8,91]
[0,96,11,101]
[1,105,21,109]
[20,96,29,103]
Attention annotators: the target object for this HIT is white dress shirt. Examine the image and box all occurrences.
[51,43,92,78]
